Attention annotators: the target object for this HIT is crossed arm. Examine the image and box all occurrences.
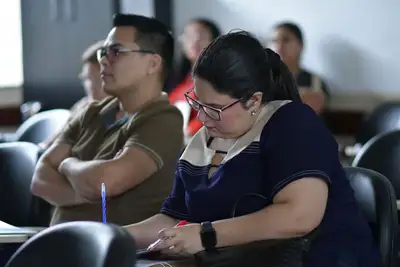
[31,142,158,206]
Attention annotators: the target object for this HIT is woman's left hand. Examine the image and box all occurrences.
[156,223,204,256]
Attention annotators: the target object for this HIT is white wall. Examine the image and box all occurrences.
[173,0,400,110]
[121,0,153,17]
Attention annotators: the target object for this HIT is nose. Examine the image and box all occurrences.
[196,108,209,124]
[99,55,110,68]
[274,42,285,56]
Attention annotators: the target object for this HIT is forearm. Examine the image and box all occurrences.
[59,158,107,199]
[124,213,179,249]
[213,203,313,248]
[31,162,84,207]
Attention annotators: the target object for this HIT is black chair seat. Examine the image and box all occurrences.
[0,142,51,226]
[345,167,397,267]
[5,222,136,267]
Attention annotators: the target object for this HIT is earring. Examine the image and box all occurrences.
[251,110,257,116]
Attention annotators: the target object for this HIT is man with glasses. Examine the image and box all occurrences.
[31,14,184,226]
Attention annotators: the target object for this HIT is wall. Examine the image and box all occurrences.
[173,0,400,111]
[121,0,153,17]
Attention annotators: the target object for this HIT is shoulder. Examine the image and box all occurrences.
[79,96,117,126]
[261,101,332,143]
[127,95,183,132]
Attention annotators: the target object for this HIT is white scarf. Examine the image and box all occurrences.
[180,100,291,167]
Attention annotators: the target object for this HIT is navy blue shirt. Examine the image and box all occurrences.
[161,102,380,267]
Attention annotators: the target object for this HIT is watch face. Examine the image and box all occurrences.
[201,222,217,250]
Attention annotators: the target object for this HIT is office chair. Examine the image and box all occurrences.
[355,102,400,146]
[0,109,71,144]
[352,130,400,197]
[0,142,51,226]
[5,221,137,267]
[345,167,397,267]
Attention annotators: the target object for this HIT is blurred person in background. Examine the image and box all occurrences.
[38,40,109,150]
[270,22,329,115]
[168,18,221,138]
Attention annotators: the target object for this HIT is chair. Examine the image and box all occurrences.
[344,167,398,267]
[355,102,400,146]
[0,142,51,226]
[352,130,400,197]
[5,221,137,267]
[0,109,71,144]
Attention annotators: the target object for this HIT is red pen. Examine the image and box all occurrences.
[147,220,187,251]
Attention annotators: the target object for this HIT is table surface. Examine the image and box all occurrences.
[136,259,195,267]
[0,221,44,244]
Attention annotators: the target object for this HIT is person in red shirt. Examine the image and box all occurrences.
[168,18,221,137]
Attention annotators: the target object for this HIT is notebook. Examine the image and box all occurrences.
[0,221,37,235]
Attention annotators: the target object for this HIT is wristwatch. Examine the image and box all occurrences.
[200,221,217,251]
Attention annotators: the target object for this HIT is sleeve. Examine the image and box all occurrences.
[56,99,93,145]
[56,110,84,146]
[262,103,337,199]
[160,169,191,220]
[124,108,184,171]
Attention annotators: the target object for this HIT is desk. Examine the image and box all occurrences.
[136,259,195,267]
[0,221,44,244]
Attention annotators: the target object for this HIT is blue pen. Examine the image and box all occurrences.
[101,183,107,223]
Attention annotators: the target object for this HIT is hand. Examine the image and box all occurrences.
[58,157,78,174]
[156,223,204,256]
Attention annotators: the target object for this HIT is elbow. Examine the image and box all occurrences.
[31,178,42,197]
[30,165,47,197]
[291,211,323,237]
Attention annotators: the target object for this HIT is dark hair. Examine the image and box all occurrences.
[193,31,301,103]
[112,13,174,81]
[81,40,104,64]
[275,22,304,46]
[169,18,221,91]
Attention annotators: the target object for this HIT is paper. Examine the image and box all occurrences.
[0,221,36,235]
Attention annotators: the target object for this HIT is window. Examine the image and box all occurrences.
[0,0,23,88]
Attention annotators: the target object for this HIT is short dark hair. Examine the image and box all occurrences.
[81,40,104,64]
[193,31,301,104]
[112,13,174,81]
[275,22,304,46]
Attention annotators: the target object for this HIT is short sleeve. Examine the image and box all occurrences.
[262,102,337,199]
[56,109,84,146]
[124,107,184,171]
[160,170,191,220]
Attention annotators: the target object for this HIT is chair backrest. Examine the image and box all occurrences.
[5,222,137,267]
[15,109,71,144]
[356,102,400,145]
[352,129,400,197]
[0,142,51,226]
[344,166,397,267]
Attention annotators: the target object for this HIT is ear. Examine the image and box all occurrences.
[147,54,163,75]
[245,92,263,111]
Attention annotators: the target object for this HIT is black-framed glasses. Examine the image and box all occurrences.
[184,88,242,121]
[96,45,155,63]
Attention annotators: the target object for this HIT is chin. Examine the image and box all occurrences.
[103,86,118,96]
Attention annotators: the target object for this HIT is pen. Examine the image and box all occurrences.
[101,183,107,224]
[147,220,187,251]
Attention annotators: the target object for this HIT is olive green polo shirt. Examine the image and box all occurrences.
[50,93,184,225]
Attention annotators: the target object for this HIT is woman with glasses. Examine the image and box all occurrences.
[125,31,379,267]
[168,18,221,138]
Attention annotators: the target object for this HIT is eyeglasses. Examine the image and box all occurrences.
[184,88,242,121]
[96,45,155,63]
